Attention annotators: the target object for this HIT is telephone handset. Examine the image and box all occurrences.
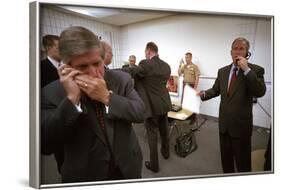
[245,51,251,60]
[235,51,251,65]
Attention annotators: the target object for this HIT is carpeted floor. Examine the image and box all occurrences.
[41,115,270,184]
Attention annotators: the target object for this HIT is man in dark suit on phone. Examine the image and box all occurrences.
[40,34,66,175]
[122,42,172,173]
[198,37,266,173]
[41,26,145,182]
[41,34,61,88]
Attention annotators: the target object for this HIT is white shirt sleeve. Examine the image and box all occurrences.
[74,102,83,113]
[244,67,251,76]
[104,90,113,114]
[105,105,109,114]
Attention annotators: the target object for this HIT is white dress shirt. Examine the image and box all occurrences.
[47,56,61,69]
[227,63,251,89]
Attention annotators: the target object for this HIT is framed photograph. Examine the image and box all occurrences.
[167,75,179,96]
[30,1,273,189]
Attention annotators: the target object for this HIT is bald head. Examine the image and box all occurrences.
[100,41,113,66]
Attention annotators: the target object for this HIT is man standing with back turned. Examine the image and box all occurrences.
[198,37,266,173]
[123,42,172,173]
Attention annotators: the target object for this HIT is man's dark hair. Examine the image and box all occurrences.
[59,26,100,64]
[231,37,250,52]
[185,52,192,56]
[146,42,158,53]
[42,34,59,49]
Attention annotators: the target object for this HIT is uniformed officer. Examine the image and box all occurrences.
[178,52,200,124]
[178,52,200,89]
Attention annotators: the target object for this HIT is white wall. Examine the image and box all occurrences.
[40,8,272,128]
[120,13,272,128]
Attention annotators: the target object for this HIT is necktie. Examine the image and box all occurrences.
[91,101,116,176]
[227,67,238,96]
[93,101,106,130]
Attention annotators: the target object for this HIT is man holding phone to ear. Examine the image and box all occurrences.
[198,37,266,173]
[41,26,145,182]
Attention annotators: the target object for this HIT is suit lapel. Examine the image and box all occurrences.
[47,58,58,71]
[223,65,232,96]
[104,70,114,90]
[103,71,115,148]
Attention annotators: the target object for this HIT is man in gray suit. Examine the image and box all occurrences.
[123,42,172,173]
[41,26,145,183]
[198,37,266,173]
[122,55,137,69]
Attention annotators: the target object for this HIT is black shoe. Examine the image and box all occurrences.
[161,147,170,159]
[145,161,159,173]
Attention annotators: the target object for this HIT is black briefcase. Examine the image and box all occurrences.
[174,129,198,158]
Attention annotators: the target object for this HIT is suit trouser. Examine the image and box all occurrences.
[219,132,251,173]
[145,114,169,169]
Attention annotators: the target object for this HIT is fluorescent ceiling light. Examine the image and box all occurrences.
[59,6,121,18]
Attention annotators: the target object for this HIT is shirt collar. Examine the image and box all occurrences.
[231,63,239,72]
[149,54,158,60]
[47,56,61,69]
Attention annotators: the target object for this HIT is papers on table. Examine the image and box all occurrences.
[182,84,201,114]
[168,111,189,120]
[174,113,189,120]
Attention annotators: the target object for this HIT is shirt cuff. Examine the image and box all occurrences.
[200,91,205,99]
[243,67,251,76]
[74,102,83,113]
[105,105,109,114]
[104,90,113,114]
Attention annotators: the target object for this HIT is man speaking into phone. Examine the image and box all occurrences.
[198,37,266,173]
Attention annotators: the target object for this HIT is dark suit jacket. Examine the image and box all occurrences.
[41,70,145,182]
[122,64,137,69]
[123,56,172,118]
[41,58,64,173]
[202,63,266,137]
[41,58,59,88]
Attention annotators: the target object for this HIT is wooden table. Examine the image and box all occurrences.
[168,109,193,120]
